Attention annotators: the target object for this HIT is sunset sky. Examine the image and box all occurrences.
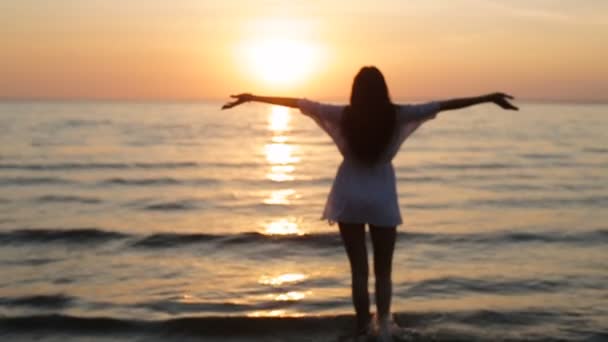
[1,0,607,102]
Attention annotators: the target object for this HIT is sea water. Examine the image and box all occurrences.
[0,101,606,341]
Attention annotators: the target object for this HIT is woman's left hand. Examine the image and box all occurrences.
[221,93,254,110]
[489,93,519,110]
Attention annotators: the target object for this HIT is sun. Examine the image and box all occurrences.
[242,38,319,86]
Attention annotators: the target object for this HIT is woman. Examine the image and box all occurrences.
[222,66,517,340]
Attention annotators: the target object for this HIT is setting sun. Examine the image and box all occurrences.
[241,38,320,86]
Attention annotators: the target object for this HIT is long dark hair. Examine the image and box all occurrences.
[341,66,396,164]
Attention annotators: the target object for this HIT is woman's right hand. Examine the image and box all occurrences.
[221,93,254,110]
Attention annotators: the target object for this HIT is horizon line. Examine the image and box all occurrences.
[1,96,607,106]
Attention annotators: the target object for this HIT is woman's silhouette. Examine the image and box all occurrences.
[222,66,517,340]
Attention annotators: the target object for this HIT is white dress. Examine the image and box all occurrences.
[297,99,440,227]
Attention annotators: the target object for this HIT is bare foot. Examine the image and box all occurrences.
[376,315,423,341]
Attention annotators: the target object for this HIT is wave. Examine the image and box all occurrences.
[99,177,218,186]
[408,196,608,210]
[410,229,608,245]
[0,176,74,186]
[0,311,604,341]
[2,176,220,187]
[0,293,343,317]
[582,147,608,154]
[0,161,199,171]
[201,161,261,168]
[1,228,606,250]
[0,228,128,244]
[520,153,567,160]
[1,257,62,266]
[63,118,113,127]
[402,277,571,298]
[397,176,442,183]
[427,162,514,171]
[466,195,608,209]
[35,195,102,204]
[0,313,353,336]
[131,232,220,247]
[131,231,344,248]
[0,294,73,309]
[143,201,198,211]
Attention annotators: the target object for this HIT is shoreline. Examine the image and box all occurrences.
[1,312,602,342]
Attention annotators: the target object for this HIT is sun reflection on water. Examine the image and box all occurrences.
[264,189,299,205]
[263,218,304,236]
[267,165,295,182]
[271,135,288,143]
[259,273,308,286]
[247,309,286,318]
[275,291,309,301]
[264,143,299,165]
[246,309,305,318]
[179,293,196,302]
[255,105,310,313]
[268,106,290,131]
[265,106,298,182]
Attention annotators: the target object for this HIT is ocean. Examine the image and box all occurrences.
[0,101,606,341]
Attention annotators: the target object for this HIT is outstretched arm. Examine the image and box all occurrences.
[438,93,518,112]
[222,93,299,110]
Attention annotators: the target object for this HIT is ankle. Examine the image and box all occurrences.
[377,313,393,323]
[356,313,372,332]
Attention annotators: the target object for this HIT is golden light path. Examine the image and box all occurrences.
[264,144,299,166]
[262,108,304,232]
[268,106,290,131]
[263,189,299,205]
[264,218,304,236]
[275,291,310,302]
[250,106,311,318]
[267,165,295,182]
[259,273,308,286]
[247,310,305,318]
[265,106,299,183]
[263,105,302,212]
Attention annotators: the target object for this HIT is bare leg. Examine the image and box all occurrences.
[338,222,371,333]
[370,225,397,321]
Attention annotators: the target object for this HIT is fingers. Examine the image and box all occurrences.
[495,92,514,99]
[495,92,517,110]
[221,99,246,110]
[504,101,518,111]
[494,97,519,111]
[221,101,237,110]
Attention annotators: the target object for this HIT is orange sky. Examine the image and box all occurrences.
[1,1,607,102]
